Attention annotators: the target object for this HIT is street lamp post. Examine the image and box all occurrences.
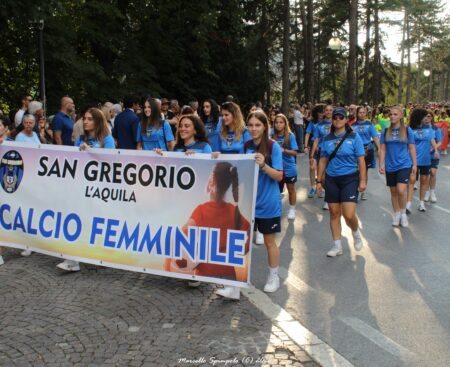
[423,69,432,102]
[328,36,342,103]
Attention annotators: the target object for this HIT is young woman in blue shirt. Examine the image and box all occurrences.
[200,99,221,152]
[137,98,174,152]
[353,106,380,200]
[304,105,325,198]
[173,115,212,154]
[271,113,298,220]
[406,108,438,212]
[425,111,442,203]
[316,107,366,257]
[217,110,283,299]
[57,107,115,271]
[379,106,416,228]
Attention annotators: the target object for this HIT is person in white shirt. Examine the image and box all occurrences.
[14,94,32,127]
[292,103,304,152]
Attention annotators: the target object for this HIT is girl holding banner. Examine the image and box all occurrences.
[57,107,114,271]
[173,115,212,153]
[216,110,284,299]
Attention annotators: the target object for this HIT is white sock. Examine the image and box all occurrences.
[395,211,401,218]
[352,229,361,238]
[420,200,424,206]
[406,201,411,208]
[400,209,406,214]
[334,239,342,248]
[289,205,295,210]
[269,266,279,277]
[430,189,435,194]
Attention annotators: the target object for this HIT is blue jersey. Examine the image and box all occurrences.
[174,141,212,153]
[321,131,365,177]
[412,125,435,166]
[313,120,332,148]
[136,120,174,151]
[380,127,415,172]
[431,125,442,160]
[245,140,283,218]
[272,132,298,178]
[75,134,115,148]
[204,117,221,152]
[352,120,378,147]
[219,128,252,154]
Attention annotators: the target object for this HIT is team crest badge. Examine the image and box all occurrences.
[0,150,24,194]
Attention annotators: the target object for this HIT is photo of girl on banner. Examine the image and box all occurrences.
[165,161,251,282]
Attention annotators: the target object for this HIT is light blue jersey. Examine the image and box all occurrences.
[273,132,298,178]
[380,127,415,172]
[313,120,332,149]
[75,134,115,148]
[412,125,435,166]
[136,120,174,151]
[245,140,283,218]
[219,128,252,154]
[321,131,365,177]
[174,141,212,153]
[15,132,40,144]
[352,120,378,147]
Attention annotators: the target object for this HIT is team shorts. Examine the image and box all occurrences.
[431,159,439,169]
[324,172,359,203]
[285,176,297,184]
[418,165,431,175]
[255,217,281,234]
[364,148,375,169]
[386,167,412,187]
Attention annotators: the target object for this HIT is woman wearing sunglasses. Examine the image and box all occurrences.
[316,107,366,257]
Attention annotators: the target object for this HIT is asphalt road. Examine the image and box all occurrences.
[250,151,450,367]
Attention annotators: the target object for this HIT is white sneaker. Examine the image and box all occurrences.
[322,202,329,210]
[392,213,401,227]
[430,191,437,203]
[413,182,418,190]
[400,214,409,228]
[418,202,426,212]
[255,231,264,245]
[263,274,280,293]
[360,191,368,200]
[318,190,325,198]
[353,231,363,251]
[56,260,80,272]
[215,286,240,300]
[424,191,430,202]
[0,255,4,266]
[287,207,296,220]
[188,281,201,288]
[20,250,32,257]
[327,244,343,257]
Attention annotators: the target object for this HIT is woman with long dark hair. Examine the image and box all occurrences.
[406,108,438,212]
[217,110,283,299]
[137,98,174,151]
[200,99,221,152]
[316,107,366,257]
[379,106,416,228]
[173,114,212,153]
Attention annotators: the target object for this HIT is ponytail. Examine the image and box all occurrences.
[230,166,242,230]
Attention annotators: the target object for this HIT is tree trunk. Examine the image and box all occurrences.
[362,0,371,104]
[427,39,433,102]
[397,8,407,104]
[445,71,449,101]
[305,0,314,103]
[415,36,421,103]
[295,0,302,103]
[405,14,412,104]
[316,16,321,102]
[281,0,291,114]
[372,0,381,104]
[346,0,358,104]
[261,2,271,105]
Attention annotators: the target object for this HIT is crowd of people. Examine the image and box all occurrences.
[0,93,449,299]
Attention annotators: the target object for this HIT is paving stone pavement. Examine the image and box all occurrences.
[0,250,320,367]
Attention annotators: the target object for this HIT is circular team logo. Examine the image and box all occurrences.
[0,150,24,194]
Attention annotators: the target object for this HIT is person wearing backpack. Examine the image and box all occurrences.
[379,106,416,228]
[136,98,174,152]
[216,110,283,299]
[316,107,366,257]
[57,107,114,272]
